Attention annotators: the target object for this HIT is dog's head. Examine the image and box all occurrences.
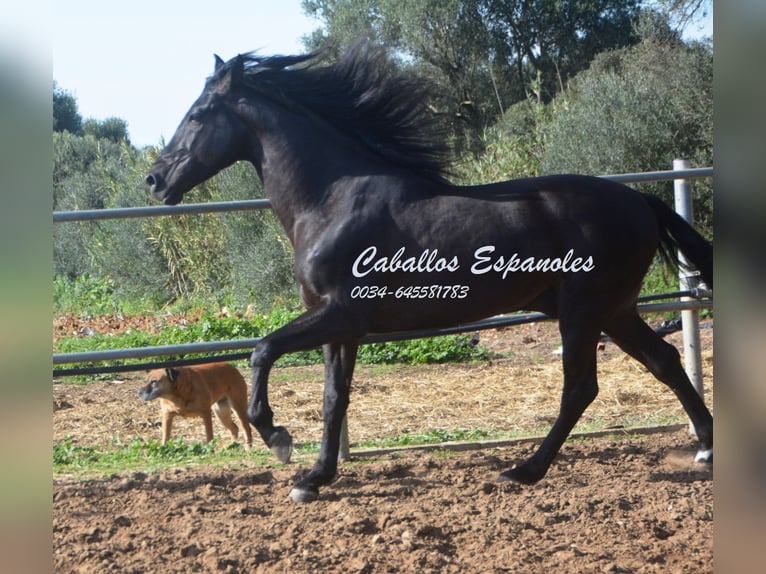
[139,367,181,401]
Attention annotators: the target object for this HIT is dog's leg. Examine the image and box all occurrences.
[161,411,174,445]
[202,410,215,444]
[230,393,253,447]
[213,398,240,442]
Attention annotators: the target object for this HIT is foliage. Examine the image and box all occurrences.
[136,161,296,308]
[53,81,82,135]
[303,0,643,149]
[53,131,297,311]
[53,436,275,477]
[359,335,490,365]
[53,130,102,192]
[53,274,120,316]
[54,304,491,371]
[639,261,679,297]
[455,95,549,183]
[83,117,131,144]
[483,0,642,102]
[540,37,713,232]
[53,132,173,304]
[645,0,711,32]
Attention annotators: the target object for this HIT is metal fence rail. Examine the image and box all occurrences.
[53,165,713,378]
[52,167,713,223]
[52,298,711,377]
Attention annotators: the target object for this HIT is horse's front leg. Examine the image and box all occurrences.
[246,303,364,465]
[290,342,359,502]
[248,343,293,463]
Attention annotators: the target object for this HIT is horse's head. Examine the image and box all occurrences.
[145,55,253,205]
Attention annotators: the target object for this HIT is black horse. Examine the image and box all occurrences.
[146,44,713,502]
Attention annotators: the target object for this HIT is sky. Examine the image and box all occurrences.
[53,1,321,147]
[52,1,712,149]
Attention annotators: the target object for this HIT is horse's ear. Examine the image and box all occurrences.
[216,54,244,92]
[214,54,225,72]
[230,54,245,84]
[166,367,180,382]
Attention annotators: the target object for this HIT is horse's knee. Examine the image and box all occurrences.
[250,342,272,369]
[246,403,258,426]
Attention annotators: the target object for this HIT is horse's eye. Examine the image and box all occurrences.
[189,100,218,124]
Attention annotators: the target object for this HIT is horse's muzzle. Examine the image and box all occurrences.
[145,172,182,205]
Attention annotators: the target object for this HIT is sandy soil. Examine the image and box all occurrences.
[53,316,714,573]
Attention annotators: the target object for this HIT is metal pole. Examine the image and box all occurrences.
[673,159,705,436]
[338,417,350,462]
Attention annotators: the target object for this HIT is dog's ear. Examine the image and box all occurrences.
[166,367,180,382]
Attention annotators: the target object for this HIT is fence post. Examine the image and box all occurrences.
[339,416,350,462]
[672,158,705,436]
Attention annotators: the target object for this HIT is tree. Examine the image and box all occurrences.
[484,0,641,103]
[302,0,644,148]
[303,0,494,151]
[53,82,83,135]
[646,0,711,32]
[83,117,131,144]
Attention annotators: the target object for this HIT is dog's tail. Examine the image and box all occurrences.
[643,193,713,290]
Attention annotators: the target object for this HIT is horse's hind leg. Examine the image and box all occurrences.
[501,319,602,484]
[604,311,713,462]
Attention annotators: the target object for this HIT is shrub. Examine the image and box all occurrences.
[540,38,713,235]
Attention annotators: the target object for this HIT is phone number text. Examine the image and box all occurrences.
[350,285,469,300]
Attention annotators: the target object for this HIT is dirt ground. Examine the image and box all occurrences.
[53,316,714,573]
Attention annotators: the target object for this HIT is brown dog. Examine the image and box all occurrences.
[139,363,253,447]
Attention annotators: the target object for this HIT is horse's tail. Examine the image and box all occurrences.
[643,193,713,290]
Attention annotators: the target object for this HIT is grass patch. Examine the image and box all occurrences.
[53,436,280,479]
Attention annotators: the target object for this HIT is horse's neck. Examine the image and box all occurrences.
[258,146,322,241]
[255,112,378,241]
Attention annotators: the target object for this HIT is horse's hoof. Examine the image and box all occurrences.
[290,487,319,503]
[498,466,540,485]
[498,470,521,484]
[269,427,293,463]
[694,447,713,464]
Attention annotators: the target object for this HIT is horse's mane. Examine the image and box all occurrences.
[214,42,455,184]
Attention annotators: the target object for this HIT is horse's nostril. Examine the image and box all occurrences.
[145,174,157,188]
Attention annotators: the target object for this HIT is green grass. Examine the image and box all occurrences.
[53,436,281,478]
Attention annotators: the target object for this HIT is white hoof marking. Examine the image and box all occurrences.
[694,448,713,463]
